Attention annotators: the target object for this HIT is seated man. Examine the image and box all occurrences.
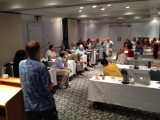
[101,59,122,77]
[116,48,128,64]
[45,45,57,60]
[69,52,87,75]
[52,51,71,89]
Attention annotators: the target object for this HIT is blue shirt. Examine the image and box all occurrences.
[19,58,55,111]
[76,49,86,54]
[52,57,65,69]
[135,46,143,53]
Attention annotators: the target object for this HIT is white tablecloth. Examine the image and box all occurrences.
[81,55,87,68]
[88,75,160,113]
[112,56,157,65]
[99,48,103,59]
[89,51,97,65]
[116,64,157,77]
[49,68,57,86]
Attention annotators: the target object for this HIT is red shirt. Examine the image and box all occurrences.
[126,49,134,57]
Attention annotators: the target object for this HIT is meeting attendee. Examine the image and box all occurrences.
[13,50,26,77]
[52,51,71,89]
[101,59,122,77]
[60,44,67,53]
[152,39,159,59]
[45,45,57,60]
[69,52,86,75]
[151,38,157,48]
[76,44,86,54]
[69,41,77,54]
[131,37,137,49]
[135,41,143,53]
[19,41,58,120]
[126,43,134,57]
[116,48,128,65]
[143,37,150,48]
[104,37,113,57]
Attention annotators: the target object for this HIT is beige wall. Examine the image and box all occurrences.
[0,13,23,76]
[68,19,78,47]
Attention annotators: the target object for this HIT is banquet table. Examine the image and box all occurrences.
[116,64,157,77]
[112,56,157,65]
[89,51,97,65]
[81,55,87,68]
[88,75,160,113]
[49,68,57,86]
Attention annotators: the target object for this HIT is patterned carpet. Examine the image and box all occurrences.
[54,64,160,120]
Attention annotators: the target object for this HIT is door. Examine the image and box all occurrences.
[28,23,45,57]
[109,25,131,51]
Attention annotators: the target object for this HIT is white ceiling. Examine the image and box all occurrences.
[0,0,160,22]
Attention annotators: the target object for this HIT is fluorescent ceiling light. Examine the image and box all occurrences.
[101,7,105,11]
[108,4,111,7]
[79,10,82,12]
[126,6,130,9]
[92,5,97,8]
[80,7,84,9]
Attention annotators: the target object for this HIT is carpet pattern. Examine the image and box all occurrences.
[54,64,160,120]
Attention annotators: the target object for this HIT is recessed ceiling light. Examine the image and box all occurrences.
[154,17,157,19]
[126,6,130,9]
[80,7,84,9]
[79,10,82,12]
[101,7,105,11]
[90,20,93,22]
[92,5,97,8]
[108,4,111,7]
[158,12,160,14]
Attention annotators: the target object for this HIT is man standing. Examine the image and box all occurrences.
[45,44,57,60]
[19,41,58,120]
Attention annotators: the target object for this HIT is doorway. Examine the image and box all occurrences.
[27,23,45,57]
[109,25,131,51]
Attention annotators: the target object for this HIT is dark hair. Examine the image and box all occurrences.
[25,41,40,58]
[101,59,108,66]
[136,41,141,45]
[13,50,26,77]
[49,45,54,50]
[59,51,65,57]
[127,43,132,49]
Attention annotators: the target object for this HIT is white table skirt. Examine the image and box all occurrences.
[88,76,160,113]
[89,51,97,65]
[116,64,157,77]
[81,55,87,68]
[49,68,57,86]
[112,56,157,65]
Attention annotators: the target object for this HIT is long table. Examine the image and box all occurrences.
[88,75,160,113]
[116,64,157,77]
[111,56,157,65]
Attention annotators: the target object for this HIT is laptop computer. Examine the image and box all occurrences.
[133,72,150,85]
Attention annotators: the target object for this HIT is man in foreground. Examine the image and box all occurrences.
[19,41,58,120]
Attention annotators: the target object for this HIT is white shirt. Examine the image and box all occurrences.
[116,53,128,64]
[45,50,56,59]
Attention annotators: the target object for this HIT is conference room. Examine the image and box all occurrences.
[0,0,160,120]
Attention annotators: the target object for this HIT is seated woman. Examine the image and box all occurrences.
[126,43,134,57]
[101,59,122,77]
[135,41,143,53]
[116,48,128,64]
